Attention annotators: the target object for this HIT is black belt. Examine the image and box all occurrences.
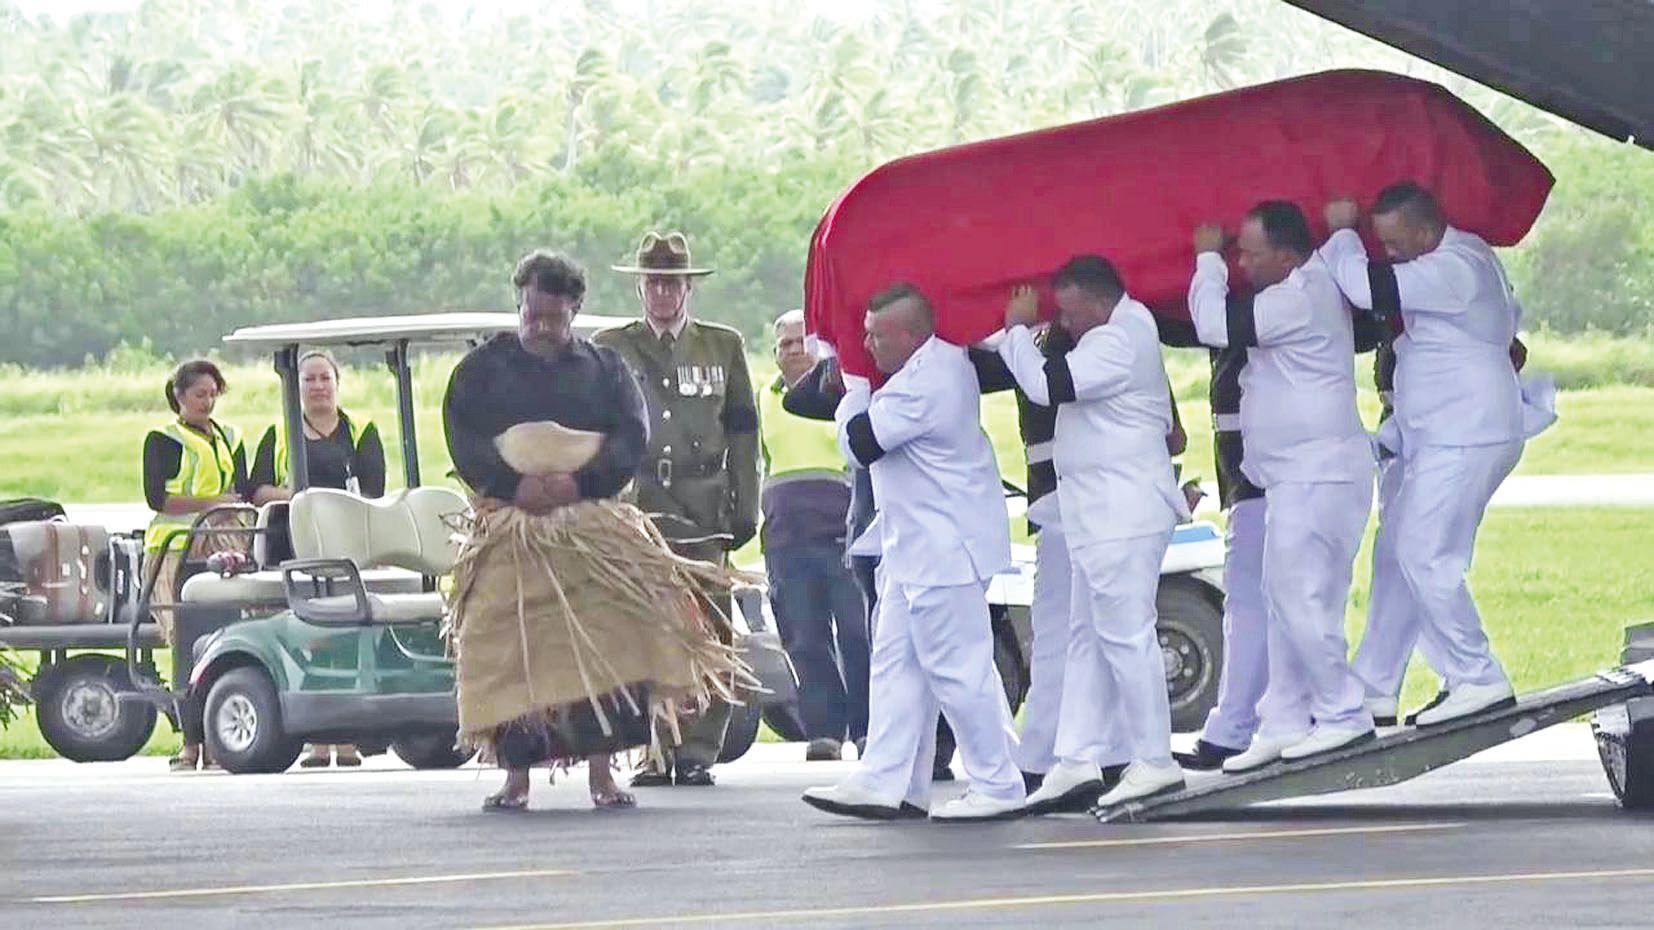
[649,454,724,487]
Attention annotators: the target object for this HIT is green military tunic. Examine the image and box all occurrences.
[593,318,761,566]
[594,316,760,773]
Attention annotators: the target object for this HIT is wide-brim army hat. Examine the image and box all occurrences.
[610,231,715,277]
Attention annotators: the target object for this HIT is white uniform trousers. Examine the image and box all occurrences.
[1384,440,1522,690]
[1055,531,1173,768]
[1195,497,1269,750]
[1015,526,1073,774]
[1352,454,1449,700]
[851,575,1024,805]
[1256,480,1373,735]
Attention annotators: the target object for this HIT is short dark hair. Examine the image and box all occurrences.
[512,249,587,301]
[868,282,935,331]
[1372,181,1444,229]
[165,359,227,414]
[1246,200,1315,255]
[1051,255,1125,302]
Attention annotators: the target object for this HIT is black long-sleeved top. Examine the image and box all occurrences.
[442,334,648,501]
[142,423,254,512]
[249,412,387,497]
[781,357,844,421]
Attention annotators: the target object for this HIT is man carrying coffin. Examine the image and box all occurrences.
[996,256,1191,812]
[1185,202,1377,770]
[801,284,1024,822]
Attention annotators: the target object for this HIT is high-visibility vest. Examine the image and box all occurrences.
[144,419,244,553]
[268,409,373,490]
[757,377,849,489]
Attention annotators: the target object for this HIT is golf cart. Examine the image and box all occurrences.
[161,311,799,773]
[987,506,1228,732]
[0,311,800,770]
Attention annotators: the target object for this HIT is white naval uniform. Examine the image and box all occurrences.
[835,336,1021,806]
[1197,494,1269,750]
[1189,252,1375,738]
[1321,226,1522,692]
[999,297,1188,769]
[1015,493,1080,775]
[1354,387,1450,702]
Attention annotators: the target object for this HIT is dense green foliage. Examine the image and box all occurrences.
[1,0,1650,367]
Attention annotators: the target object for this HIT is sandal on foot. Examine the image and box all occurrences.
[482,792,529,812]
[168,755,198,772]
[334,752,362,768]
[300,754,331,768]
[591,788,637,810]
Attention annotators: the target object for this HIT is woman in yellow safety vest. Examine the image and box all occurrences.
[142,359,268,772]
[249,349,386,768]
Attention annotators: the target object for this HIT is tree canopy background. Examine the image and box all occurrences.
[2,0,1649,367]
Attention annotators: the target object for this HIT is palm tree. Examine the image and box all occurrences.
[186,64,293,177]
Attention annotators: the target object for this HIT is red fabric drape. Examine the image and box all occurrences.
[805,69,1553,378]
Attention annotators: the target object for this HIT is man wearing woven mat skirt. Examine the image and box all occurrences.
[443,249,750,811]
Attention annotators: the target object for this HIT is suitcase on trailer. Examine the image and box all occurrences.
[0,521,112,624]
[0,498,67,527]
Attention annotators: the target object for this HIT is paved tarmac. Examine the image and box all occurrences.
[4,729,1650,930]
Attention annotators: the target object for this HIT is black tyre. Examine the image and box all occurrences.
[760,703,808,743]
[203,667,304,774]
[1156,576,1225,732]
[1594,696,1654,811]
[33,654,157,762]
[718,699,762,763]
[392,731,476,770]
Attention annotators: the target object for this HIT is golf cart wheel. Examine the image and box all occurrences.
[392,731,476,770]
[761,703,808,743]
[203,667,303,774]
[718,699,762,763]
[34,654,157,762]
[1156,576,1224,732]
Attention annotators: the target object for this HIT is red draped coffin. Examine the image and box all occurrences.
[804,69,1553,378]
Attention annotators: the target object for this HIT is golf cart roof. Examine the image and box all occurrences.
[222,311,635,350]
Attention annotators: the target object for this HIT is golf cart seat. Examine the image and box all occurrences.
[285,486,466,623]
[179,566,427,606]
[177,489,463,605]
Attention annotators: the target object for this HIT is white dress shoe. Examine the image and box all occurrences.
[1280,724,1376,761]
[1024,760,1103,815]
[1414,681,1516,727]
[801,782,903,820]
[931,790,1025,822]
[1092,761,1185,808]
[1221,733,1307,774]
[1365,696,1399,726]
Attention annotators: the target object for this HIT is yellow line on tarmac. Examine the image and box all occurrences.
[31,868,579,904]
[1014,821,1465,850]
[482,867,1654,930]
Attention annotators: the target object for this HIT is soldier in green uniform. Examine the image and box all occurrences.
[594,231,761,788]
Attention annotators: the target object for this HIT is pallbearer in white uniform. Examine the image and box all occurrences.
[1187,202,1377,770]
[1172,340,1269,772]
[1320,183,1525,726]
[801,283,1024,822]
[997,256,1190,812]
